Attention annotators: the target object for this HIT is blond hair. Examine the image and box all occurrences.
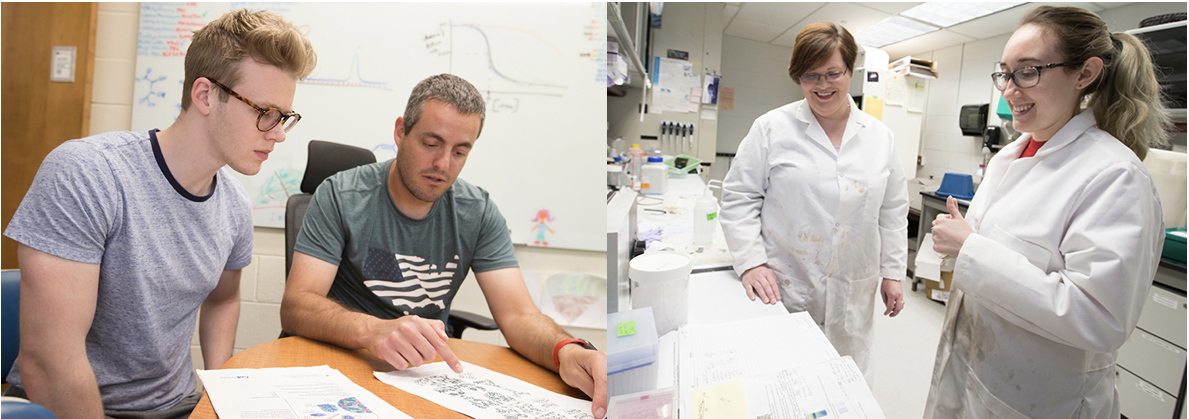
[181,9,317,111]
[1021,6,1170,159]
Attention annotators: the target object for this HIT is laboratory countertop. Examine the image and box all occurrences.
[189,337,586,419]
[634,174,735,271]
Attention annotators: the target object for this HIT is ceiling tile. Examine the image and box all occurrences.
[724,4,741,26]
[725,18,788,43]
[882,29,977,59]
[734,2,826,29]
[771,2,895,47]
[861,2,926,15]
[946,2,1107,39]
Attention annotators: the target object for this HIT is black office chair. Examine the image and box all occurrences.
[3,270,21,384]
[283,140,497,339]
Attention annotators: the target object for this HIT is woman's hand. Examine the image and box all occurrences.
[881,279,905,317]
[932,196,974,257]
[741,265,782,305]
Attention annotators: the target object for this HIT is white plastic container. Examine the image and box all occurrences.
[1143,149,1187,228]
[629,251,692,336]
[692,181,720,246]
[640,157,668,194]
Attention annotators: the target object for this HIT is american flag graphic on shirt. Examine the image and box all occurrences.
[362,247,458,313]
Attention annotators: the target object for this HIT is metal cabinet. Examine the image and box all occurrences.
[1119,275,1187,419]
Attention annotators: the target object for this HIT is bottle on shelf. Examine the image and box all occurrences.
[629,144,646,191]
[610,137,625,160]
[693,180,722,246]
[640,156,669,194]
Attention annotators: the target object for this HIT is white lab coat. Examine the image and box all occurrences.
[720,99,909,383]
[924,110,1165,419]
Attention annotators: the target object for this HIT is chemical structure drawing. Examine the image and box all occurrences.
[136,68,169,107]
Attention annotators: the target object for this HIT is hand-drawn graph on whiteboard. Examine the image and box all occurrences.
[301,49,392,91]
[442,21,569,100]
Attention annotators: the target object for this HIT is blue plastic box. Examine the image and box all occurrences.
[936,173,975,200]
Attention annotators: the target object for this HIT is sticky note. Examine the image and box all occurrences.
[617,320,636,337]
[691,378,748,419]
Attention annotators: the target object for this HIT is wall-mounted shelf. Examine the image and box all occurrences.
[608,2,648,87]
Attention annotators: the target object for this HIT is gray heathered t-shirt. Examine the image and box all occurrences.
[3,130,253,411]
[294,159,518,325]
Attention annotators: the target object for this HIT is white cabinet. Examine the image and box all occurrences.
[1119,273,1187,419]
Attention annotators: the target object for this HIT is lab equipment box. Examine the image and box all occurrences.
[914,233,953,303]
[608,307,659,397]
[924,271,952,304]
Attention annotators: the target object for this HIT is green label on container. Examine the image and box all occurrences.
[706,212,717,221]
[617,320,636,337]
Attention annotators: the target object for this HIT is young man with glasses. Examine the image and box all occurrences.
[3,10,316,419]
[280,74,608,418]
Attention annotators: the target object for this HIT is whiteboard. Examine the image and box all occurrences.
[132,2,608,251]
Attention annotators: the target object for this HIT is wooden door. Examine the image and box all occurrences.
[1,2,99,269]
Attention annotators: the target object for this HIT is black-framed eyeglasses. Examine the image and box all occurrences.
[991,62,1083,91]
[207,78,301,133]
[800,70,848,84]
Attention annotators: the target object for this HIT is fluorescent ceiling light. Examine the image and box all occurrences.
[901,2,1025,27]
[853,16,940,48]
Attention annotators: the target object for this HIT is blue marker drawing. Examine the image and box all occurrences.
[136,68,168,107]
[302,52,390,91]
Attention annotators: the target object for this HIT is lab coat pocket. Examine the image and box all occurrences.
[824,274,879,361]
[963,366,1033,419]
[987,225,1051,270]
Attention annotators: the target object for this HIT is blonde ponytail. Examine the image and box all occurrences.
[1089,32,1170,160]
[1021,6,1170,160]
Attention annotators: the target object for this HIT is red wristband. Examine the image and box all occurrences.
[553,338,585,369]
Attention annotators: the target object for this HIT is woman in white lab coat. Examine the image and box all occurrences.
[926,6,1168,418]
[719,22,909,384]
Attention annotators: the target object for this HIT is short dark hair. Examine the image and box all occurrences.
[403,74,486,137]
[788,22,858,84]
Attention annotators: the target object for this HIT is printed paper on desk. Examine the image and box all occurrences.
[375,361,595,419]
[742,356,885,419]
[197,365,412,419]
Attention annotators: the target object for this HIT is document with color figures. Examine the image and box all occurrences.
[197,365,411,419]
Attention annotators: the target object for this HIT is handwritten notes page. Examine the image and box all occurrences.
[680,312,839,390]
[743,357,885,419]
[677,312,843,419]
[197,366,411,419]
[374,361,594,419]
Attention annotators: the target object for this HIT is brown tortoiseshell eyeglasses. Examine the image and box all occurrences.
[207,78,301,133]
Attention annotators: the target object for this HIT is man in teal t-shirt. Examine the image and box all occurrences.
[281,74,607,418]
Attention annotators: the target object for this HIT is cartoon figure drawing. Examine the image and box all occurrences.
[531,209,555,246]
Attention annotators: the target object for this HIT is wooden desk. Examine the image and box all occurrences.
[189,337,587,419]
